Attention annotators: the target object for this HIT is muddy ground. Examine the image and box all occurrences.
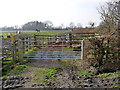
[1,46,120,89]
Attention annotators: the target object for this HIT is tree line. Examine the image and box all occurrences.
[1,20,84,31]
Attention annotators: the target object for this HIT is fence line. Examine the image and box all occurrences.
[2,33,84,63]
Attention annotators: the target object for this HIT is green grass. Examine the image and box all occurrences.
[2,47,38,77]
[60,55,81,67]
[118,84,120,88]
[0,31,18,38]
[1,30,71,38]
[7,65,29,76]
[97,70,120,78]
[77,70,120,78]
[7,57,12,60]
[21,30,71,35]
[115,71,120,74]
[43,68,57,82]
[97,73,114,77]
[60,59,74,67]
[60,58,81,68]
[23,47,38,63]
[60,47,81,67]
[32,68,46,82]
[77,71,93,77]
[2,61,15,76]
[31,67,57,83]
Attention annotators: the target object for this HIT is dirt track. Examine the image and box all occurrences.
[29,46,81,68]
[2,46,120,88]
[30,47,62,68]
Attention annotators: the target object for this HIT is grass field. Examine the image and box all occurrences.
[0,30,71,38]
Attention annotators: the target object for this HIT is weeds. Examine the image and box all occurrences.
[2,61,15,76]
[23,47,38,63]
[43,68,57,82]
[31,67,57,83]
[77,71,93,77]
[7,65,29,76]
[97,70,120,78]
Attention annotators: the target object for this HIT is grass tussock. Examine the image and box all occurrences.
[7,65,29,76]
[31,67,57,83]
[77,71,93,77]
[97,70,120,78]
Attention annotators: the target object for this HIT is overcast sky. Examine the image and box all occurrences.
[0,0,112,27]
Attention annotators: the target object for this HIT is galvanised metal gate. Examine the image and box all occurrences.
[23,34,83,61]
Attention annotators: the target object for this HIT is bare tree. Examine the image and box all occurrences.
[69,22,75,29]
[59,23,64,29]
[97,0,120,64]
[77,23,82,28]
[44,20,53,29]
[97,1,119,34]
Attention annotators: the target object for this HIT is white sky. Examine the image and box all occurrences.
[0,0,112,27]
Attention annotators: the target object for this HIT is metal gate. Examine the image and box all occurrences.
[23,34,83,60]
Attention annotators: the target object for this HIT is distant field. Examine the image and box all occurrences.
[0,30,71,38]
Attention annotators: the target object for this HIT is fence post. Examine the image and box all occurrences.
[29,36,31,49]
[11,34,16,62]
[26,36,28,51]
[81,40,83,60]
[14,39,17,61]
[18,38,24,64]
[69,33,72,47]
[83,39,87,61]
[34,34,37,46]
[28,36,32,50]
[12,43,15,62]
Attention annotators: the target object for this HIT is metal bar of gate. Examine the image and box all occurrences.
[24,45,81,47]
[22,40,83,42]
[24,55,81,56]
[23,37,83,60]
[24,58,82,60]
[27,51,81,52]
[24,56,81,58]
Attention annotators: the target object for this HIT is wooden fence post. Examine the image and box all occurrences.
[81,40,84,60]
[11,34,16,62]
[27,36,30,51]
[14,39,17,61]
[18,38,24,64]
[69,33,72,47]
[26,36,28,51]
[83,39,88,61]
[34,34,37,46]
